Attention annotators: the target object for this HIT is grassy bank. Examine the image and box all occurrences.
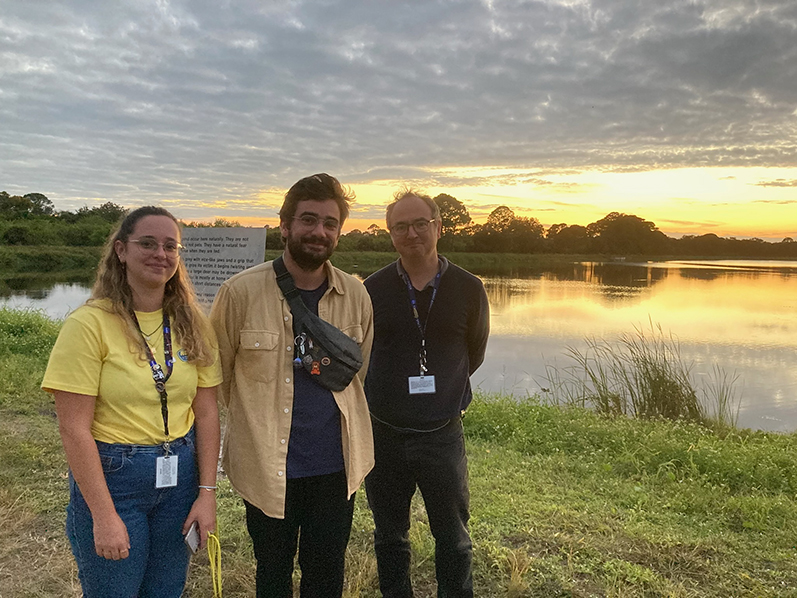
[2,307,796,597]
[6,244,790,282]
[0,246,103,274]
[3,244,795,277]
[242,250,600,279]
[2,245,596,278]
[328,251,600,278]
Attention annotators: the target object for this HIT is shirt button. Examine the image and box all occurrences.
[285,377,291,383]
[254,342,260,348]
[283,408,289,414]
[278,471,284,476]
[284,316,289,321]
[286,346,292,351]
[280,438,286,444]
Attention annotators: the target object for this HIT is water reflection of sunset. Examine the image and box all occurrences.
[477,261,797,431]
[486,261,797,350]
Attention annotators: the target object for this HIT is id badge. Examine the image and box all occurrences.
[155,454,178,488]
[408,375,436,395]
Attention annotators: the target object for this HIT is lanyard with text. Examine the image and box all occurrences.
[405,269,441,395]
[131,311,178,488]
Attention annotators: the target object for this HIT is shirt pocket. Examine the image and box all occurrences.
[237,330,280,382]
[339,324,365,345]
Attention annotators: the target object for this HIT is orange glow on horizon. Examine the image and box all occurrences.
[180,166,797,241]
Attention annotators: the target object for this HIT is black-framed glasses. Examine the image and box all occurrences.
[129,237,183,256]
[389,219,436,236]
[293,214,341,232]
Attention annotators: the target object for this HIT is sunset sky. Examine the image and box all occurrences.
[2,1,796,240]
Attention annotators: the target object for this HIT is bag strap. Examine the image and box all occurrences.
[273,255,313,328]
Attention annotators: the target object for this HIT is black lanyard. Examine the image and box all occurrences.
[131,311,174,443]
[404,269,442,375]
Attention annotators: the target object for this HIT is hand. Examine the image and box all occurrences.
[93,513,131,560]
[182,491,216,550]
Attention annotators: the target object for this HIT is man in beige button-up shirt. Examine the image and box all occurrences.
[210,174,374,598]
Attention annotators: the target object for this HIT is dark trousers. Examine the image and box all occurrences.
[365,417,473,598]
[244,470,354,598]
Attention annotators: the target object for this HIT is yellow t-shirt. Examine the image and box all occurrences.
[42,300,223,445]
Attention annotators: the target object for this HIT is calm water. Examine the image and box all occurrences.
[477,260,797,432]
[4,259,797,432]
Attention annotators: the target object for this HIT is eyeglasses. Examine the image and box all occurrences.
[293,214,341,232]
[129,237,183,256]
[389,219,436,236]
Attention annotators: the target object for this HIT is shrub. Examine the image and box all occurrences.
[0,308,60,360]
[1,225,37,245]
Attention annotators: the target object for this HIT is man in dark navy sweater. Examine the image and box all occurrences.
[364,189,490,598]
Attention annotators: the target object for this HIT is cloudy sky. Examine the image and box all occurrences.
[2,0,796,238]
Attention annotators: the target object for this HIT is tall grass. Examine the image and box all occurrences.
[544,321,740,430]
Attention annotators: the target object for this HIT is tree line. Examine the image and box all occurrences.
[337,194,797,258]
[0,193,243,247]
[2,191,795,258]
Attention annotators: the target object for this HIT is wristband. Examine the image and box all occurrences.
[198,485,217,491]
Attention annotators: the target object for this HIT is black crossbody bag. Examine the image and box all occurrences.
[273,256,363,392]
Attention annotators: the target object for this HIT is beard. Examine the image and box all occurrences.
[286,231,335,271]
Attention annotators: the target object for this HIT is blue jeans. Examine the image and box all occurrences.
[365,417,473,598]
[66,430,198,598]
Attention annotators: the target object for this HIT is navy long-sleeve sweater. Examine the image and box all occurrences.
[364,259,490,428]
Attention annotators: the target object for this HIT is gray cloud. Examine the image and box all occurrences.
[754,179,797,188]
[1,0,796,215]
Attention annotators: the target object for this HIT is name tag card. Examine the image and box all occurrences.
[408,375,436,395]
[156,455,178,488]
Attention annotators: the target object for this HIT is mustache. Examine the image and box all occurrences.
[301,235,331,247]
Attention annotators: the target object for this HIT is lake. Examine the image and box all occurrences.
[3,259,796,432]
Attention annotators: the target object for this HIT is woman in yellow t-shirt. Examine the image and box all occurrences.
[42,206,222,598]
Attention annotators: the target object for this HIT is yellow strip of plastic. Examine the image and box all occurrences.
[207,531,222,598]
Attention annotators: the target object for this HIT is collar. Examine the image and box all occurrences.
[396,256,448,290]
[322,259,346,295]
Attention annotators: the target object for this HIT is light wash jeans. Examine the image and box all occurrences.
[66,429,197,598]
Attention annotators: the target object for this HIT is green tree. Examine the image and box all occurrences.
[433,194,471,236]
[23,193,55,216]
[338,226,393,252]
[0,192,56,219]
[75,202,127,223]
[486,206,515,233]
[471,207,545,253]
[546,223,567,239]
[547,224,591,253]
[212,218,242,227]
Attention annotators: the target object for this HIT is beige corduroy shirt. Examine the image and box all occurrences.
[210,258,374,518]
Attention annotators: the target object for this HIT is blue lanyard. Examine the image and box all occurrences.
[404,269,442,375]
[131,312,174,443]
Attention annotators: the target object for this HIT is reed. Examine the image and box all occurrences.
[544,321,741,429]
